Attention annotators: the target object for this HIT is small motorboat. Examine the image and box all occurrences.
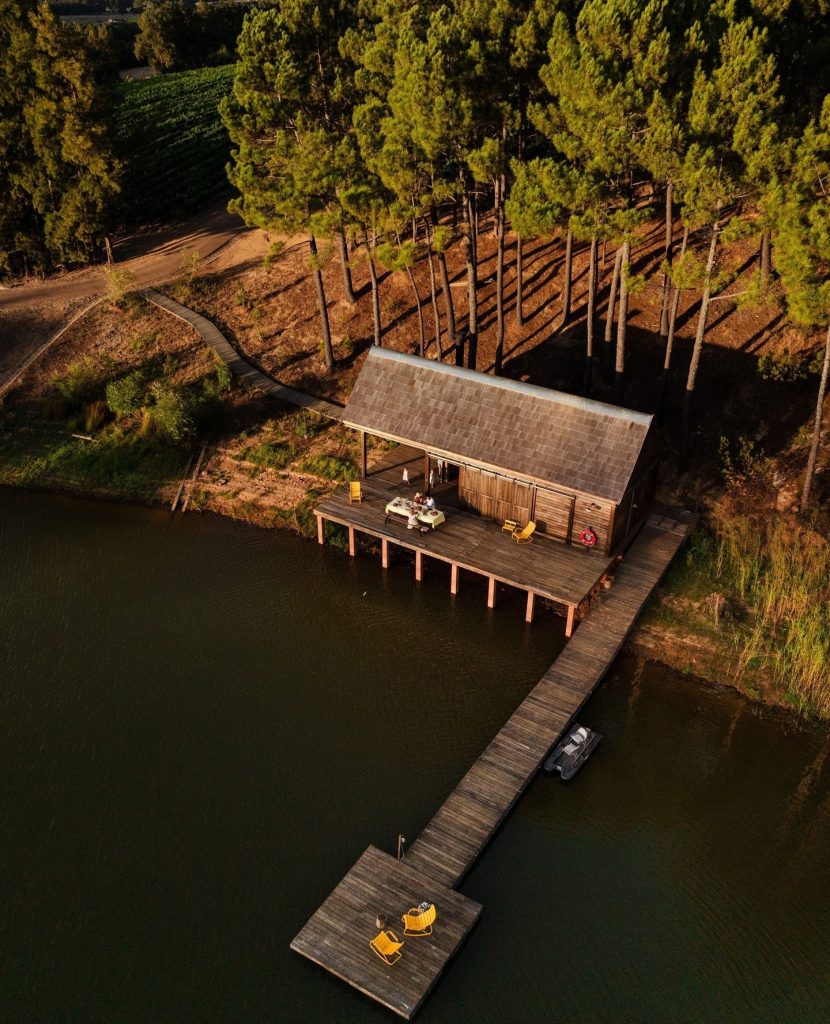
[543,724,602,780]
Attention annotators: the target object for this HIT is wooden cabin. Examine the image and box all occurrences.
[343,348,659,556]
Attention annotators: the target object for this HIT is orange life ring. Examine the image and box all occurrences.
[580,528,597,548]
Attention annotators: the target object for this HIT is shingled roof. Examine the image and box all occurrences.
[343,348,656,503]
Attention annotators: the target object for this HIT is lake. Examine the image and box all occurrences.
[2,489,829,1023]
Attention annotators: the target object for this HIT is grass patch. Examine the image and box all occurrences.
[243,441,295,469]
[298,453,356,481]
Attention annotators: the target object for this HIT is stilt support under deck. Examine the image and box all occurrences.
[348,526,356,557]
[381,538,389,569]
[525,591,535,623]
[487,576,496,609]
[566,604,576,637]
[415,550,423,581]
[316,514,324,545]
[450,563,459,595]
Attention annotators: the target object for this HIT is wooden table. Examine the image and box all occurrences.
[385,496,446,529]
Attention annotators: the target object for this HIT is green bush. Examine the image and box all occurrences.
[55,358,99,407]
[106,370,146,419]
[148,381,194,442]
[299,453,356,481]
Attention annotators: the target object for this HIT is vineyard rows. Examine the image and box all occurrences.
[114,65,235,227]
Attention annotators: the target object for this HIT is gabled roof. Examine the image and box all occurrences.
[343,348,655,503]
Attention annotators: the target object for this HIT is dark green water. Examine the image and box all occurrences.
[2,490,829,1024]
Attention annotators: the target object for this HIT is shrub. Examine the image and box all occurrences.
[293,412,324,438]
[55,358,98,407]
[106,370,146,419]
[148,381,194,442]
[102,266,137,304]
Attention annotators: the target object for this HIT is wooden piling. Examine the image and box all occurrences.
[525,591,535,623]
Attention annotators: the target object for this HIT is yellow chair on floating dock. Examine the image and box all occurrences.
[349,481,362,503]
[501,518,518,534]
[512,521,536,544]
[370,930,404,965]
[402,904,436,937]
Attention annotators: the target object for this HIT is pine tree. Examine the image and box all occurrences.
[221,1,358,372]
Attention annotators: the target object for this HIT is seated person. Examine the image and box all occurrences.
[413,492,424,505]
[425,496,436,509]
[407,510,419,530]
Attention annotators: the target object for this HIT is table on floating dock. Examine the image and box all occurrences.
[290,846,481,1020]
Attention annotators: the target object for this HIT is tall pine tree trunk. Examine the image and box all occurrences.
[406,267,425,358]
[427,250,442,359]
[363,227,381,347]
[516,236,524,327]
[308,234,334,371]
[494,175,506,375]
[604,246,623,385]
[430,202,456,355]
[583,235,598,395]
[463,184,478,370]
[658,180,674,337]
[802,321,830,509]
[658,224,689,416]
[613,238,630,404]
[336,228,356,303]
[680,215,721,472]
[759,230,771,288]
[561,227,573,327]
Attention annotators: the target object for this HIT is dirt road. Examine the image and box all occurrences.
[0,200,268,391]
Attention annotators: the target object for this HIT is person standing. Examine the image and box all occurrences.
[402,466,410,487]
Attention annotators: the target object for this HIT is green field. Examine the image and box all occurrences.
[114,65,235,227]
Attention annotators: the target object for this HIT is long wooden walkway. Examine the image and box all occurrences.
[291,507,695,1017]
[142,288,343,420]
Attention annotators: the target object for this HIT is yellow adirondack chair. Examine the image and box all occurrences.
[501,518,518,534]
[349,481,362,503]
[402,904,436,937]
[370,930,404,965]
[512,521,536,544]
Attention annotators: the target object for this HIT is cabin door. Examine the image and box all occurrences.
[459,466,533,524]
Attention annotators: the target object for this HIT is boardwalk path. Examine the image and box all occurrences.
[142,289,343,420]
[291,508,695,1018]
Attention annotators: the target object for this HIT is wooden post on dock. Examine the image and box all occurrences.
[525,591,535,623]
[450,563,459,595]
[415,550,423,581]
[566,604,575,637]
[359,431,367,478]
[487,576,496,608]
[348,526,356,557]
[381,538,389,569]
[423,451,430,490]
[316,515,324,545]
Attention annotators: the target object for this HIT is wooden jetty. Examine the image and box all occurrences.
[291,506,695,1017]
[292,348,694,1017]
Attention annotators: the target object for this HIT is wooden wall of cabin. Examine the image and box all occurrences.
[458,466,533,525]
[532,487,573,542]
[610,464,658,552]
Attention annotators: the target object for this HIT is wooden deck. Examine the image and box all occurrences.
[290,847,481,1020]
[292,505,695,1016]
[315,446,617,620]
[142,289,343,420]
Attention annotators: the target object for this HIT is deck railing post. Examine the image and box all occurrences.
[316,514,324,545]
